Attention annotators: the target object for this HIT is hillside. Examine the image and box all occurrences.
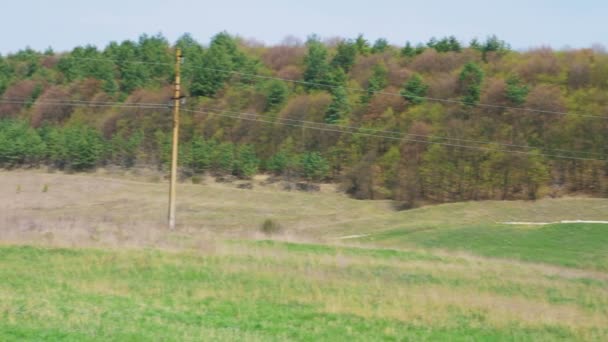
[3,170,607,269]
[2,241,607,341]
[0,33,607,206]
[2,170,608,340]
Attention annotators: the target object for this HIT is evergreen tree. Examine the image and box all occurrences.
[354,34,371,55]
[430,36,462,53]
[266,150,296,175]
[175,33,204,87]
[505,76,529,105]
[189,137,214,173]
[300,152,329,181]
[325,86,350,124]
[302,35,330,91]
[401,42,416,57]
[361,63,388,103]
[104,41,149,93]
[64,125,105,170]
[190,32,255,97]
[0,55,11,95]
[469,38,482,50]
[264,80,289,111]
[459,62,484,106]
[325,67,347,88]
[137,33,172,80]
[400,74,429,105]
[212,142,235,174]
[110,130,143,167]
[0,120,46,166]
[331,39,357,73]
[234,144,259,178]
[371,38,389,53]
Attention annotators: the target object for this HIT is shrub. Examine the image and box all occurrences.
[260,218,282,236]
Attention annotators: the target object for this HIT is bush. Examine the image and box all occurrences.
[260,219,282,236]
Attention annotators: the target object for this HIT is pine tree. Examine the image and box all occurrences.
[331,40,357,73]
[371,38,389,53]
[505,76,529,105]
[459,62,484,106]
[400,74,429,105]
[300,152,329,181]
[401,42,416,57]
[354,34,371,55]
[325,87,350,124]
[212,142,235,174]
[303,36,329,91]
[361,63,388,103]
[234,144,259,178]
[264,80,289,111]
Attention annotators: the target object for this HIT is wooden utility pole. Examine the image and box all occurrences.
[168,48,182,230]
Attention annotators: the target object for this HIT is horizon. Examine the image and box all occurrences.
[1,0,607,54]
[3,31,606,56]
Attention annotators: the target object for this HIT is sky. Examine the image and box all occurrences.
[1,0,607,54]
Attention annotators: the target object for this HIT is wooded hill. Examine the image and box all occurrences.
[0,33,607,206]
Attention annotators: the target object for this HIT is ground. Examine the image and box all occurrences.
[1,170,607,341]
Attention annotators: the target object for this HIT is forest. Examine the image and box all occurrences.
[0,32,607,206]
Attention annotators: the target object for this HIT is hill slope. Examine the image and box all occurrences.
[1,242,608,341]
[2,170,607,270]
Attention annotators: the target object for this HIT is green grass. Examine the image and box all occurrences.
[2,171,608,340]
[361,223,608,271]
[1,243,608,341]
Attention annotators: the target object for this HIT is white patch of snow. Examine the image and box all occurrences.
[338,234,370,240]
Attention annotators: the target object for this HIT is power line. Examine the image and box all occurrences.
[181,107,606,162]
[1,97,603,160]
[189,105,606,158]
[0,98,168,109]
[66,56,608,120]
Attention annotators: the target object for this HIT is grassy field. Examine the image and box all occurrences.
[2,242,608,341]
[1,170,608,340]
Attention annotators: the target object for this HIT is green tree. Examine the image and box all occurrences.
[401,42,416,57]
[64,125,106,170]
[429,36,461,53]
[302,35,330,91]
[104,40,149,93]
[331,40,357,73]
[0,55,12,95]
[175,33,205,87]
[137,33,172,80]
[188,137,214,173]
[0,120,46,166]
[400,74,429,105]
[354,34,371,55]
[11,47,40,78]
[264,80,289,111]
[477,35,510,62]
[459,62,484,106]
[58,45,115,87]
[190,32,255,97]
[42,125,105,170]
[266,150,297,175]
[300,152,329,181]
[361,63,388,103]
[371,38,389,53]
[234,144,259,178]
[325,86,350,124]
[212,142,235,174]
[505,76,530,105]
[110,130,143,167]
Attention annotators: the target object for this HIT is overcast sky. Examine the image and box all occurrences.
[2,0,607,54]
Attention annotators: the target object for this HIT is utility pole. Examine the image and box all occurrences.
[168,48,182,230]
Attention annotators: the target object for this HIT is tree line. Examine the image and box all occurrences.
[0,32,607,205]
[0,119,330,181]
